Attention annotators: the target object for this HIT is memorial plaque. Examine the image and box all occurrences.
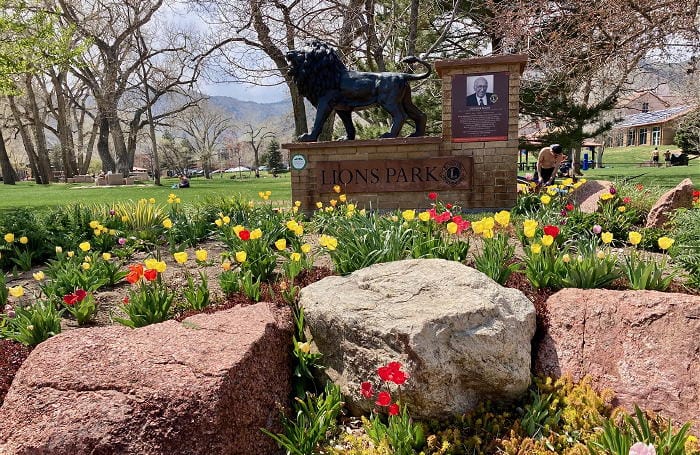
[317,157,472,193]
[451,72,510,142]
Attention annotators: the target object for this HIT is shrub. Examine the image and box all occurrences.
[1,300,63,346]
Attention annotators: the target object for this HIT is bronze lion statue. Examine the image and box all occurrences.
[285,41,431,142]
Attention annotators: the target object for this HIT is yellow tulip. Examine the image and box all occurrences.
[482,229,494,239]
[8,286,24,298]
[541,235,554,247]
[601,232,613,244]
[301,243,311,254]
[175,198,181,204]
[235,251,247,263]
[418,211,431,222]
[339,194,347,203]
[530,243,542,254]
[524,226,537,238]
[402,209,416,221]
[657,236,674,250]
[55,246,63,254]
[330,199,337,207]
[250,228,262,240]
[319,234,338,251]
[196,249,208,262]
[297,341,311,353]
[222,260,232,271]
[294,226,303,236]
[155,261,167,273]
[19,236,28,244]
[173,252,188,264]
[163,219,173,229]
[275,239,287,251]
[446,222,458,234]
[600,192,613,201]
[347,204,355,212]
[294,200,301,207]
[540,195,551,205]
[4,233,14,243]
[222,216,230,224]
[628,231,642,246]
[596,250,606,259]
[215,219,223,227]
[290,252,301,262]
[286,220,299,231]
[316,202,323,209]
[618,206,626,213]
[471,220,484,235]
[523,219,538,230]
[149,198,156,204]
[144,258,159,270]
[562,254,571,263]
[233,225,244,235]
[33,271,45,281]
[82,262,91,270]
[93,229,101,236]
[333,185,341,193]
[102,252,112,261]
[89,220,100,229]
[494,210,510,227]
[79,241,91,252]
[67,251,74,257]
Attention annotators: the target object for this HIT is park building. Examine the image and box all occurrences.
[606,91,695,147]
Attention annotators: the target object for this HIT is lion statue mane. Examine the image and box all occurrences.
[286,40,431,142]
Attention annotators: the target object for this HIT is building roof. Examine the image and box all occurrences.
[615,105,694,128]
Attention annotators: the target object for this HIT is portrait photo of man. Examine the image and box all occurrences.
[466,75,496,106]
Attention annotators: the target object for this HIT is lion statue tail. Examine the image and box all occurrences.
[401,56,432,80]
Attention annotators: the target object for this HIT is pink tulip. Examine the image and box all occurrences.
[629,442,656,455]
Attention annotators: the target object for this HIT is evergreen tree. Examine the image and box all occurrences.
[674,109,700,154]
[266,138,283,171]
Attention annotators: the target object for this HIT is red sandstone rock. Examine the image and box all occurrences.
[535,289,700,426]
[0,303,292,455]
[645,178,695,228]
[571,180,612,213]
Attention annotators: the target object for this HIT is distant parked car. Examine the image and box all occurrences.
[226,166,251,173]
[257,165,269,171]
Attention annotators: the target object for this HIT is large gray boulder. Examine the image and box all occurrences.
[0,303,292,455]
[299,259,536,419]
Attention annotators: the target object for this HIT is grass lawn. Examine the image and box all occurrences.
[0,173,292,211]
[583,146,699,189]
[521,145,699,190]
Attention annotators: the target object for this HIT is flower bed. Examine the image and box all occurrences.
[1,182,699,453]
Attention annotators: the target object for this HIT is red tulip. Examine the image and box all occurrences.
[375,391,391,406]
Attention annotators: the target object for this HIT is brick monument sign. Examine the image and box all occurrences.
[284,54,527,213]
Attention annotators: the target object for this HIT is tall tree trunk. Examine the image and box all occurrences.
[105,111,130,176]
[50,70,79,178]
[24,75,52,184]
[407,0,419,56]
[287,81,308,140]
[0,129,17,185]
[7,95,42,183]
[96,114,116,172]
[81,121,98,174]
